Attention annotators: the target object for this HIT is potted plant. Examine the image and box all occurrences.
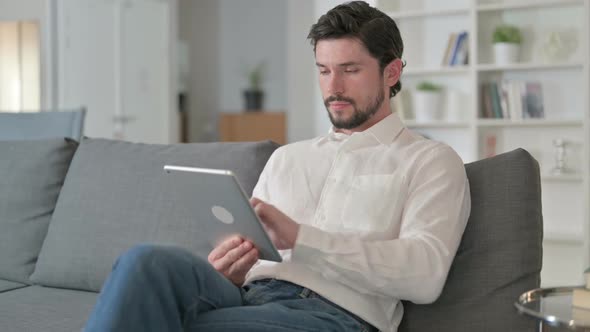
[492,25,522,65]
[413,81,444,122]
[243,61,266,111]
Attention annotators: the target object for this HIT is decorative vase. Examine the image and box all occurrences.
[244,90,264,111]
[413,90,443,122]
[493,43,520,65]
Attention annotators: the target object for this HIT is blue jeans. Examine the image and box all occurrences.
[84,244,377,332]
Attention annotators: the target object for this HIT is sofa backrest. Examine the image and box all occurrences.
[399,148,543,331]
[0,109,86,142]
[0,139,78,284]
[30,138,279,292]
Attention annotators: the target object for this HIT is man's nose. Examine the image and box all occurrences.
[328,73,344,95]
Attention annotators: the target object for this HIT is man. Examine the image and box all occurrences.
[84,1,470,331]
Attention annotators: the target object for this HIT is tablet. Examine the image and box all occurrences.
[163,165,282,262]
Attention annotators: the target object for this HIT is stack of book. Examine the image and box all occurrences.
[573,268,590,324]
[441,31,469,66]
[479,80,544,120]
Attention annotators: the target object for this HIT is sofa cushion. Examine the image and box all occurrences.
[0,139,77,283]
[0,286,97,332]
[30,138,279,292]
[399,148,542,331]
[0,279,27,293]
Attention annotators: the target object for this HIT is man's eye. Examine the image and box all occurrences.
[319,71,329,75]
[345,69,359,73]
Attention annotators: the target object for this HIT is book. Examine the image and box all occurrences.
[479,81,542,120]
[453,33,469,65]
[489,82,503,118]
[573,287,590,310]
[480,84,493,118]
[525,82,544,118]
[514,82,524,119]
[500,80,511,119]
[441,31,470,66]
[441,33,458,66]
[449,31,468,66]
[505,81,519,120]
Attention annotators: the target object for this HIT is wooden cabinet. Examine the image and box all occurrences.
[219,112,286,145]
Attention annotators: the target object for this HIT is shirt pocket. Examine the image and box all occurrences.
[339,174,405,233]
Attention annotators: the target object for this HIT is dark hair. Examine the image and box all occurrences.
[308,1,405,98]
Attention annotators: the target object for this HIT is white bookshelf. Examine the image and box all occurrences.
[544,230,584,244]
[404,120,471,128]
[476,62,584,72]
[476,0,584,12]
[379,0,590,287]
[541,174,583,182]
[404,66,470,76]
[477,119,584,127]
[386,8,470,19]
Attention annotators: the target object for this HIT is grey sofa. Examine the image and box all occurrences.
[0,109,86,141]
[0,137,542,331]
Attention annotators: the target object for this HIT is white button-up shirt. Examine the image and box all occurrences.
[246,112,471,332]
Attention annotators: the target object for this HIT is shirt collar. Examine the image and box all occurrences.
[326,112,405,145]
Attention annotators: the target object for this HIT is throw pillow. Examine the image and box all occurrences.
[0,139,77,283]
[30,138,279,291]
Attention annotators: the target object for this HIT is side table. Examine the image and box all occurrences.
[515,286,590,331]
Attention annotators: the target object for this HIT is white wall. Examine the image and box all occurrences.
[179,0,382,142]
[218,0,286,113]
[0,1,45,19]
[286,0,316,142]
[179,0,287,141]
[179,0,364,142]
[178,0,220,141]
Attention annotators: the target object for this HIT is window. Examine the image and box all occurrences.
[0,21,40,112]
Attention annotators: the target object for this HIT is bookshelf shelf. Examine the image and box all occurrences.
[404,120,470,129]
[380,0,590,288]
[386,8,469,20]
[477,0,584,13]
[477,119,584,127]
[541,174,583,182]
[404,66,469,76]
[477,62,584,72]
[543,231,585,245]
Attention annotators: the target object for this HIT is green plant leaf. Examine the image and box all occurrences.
[493,25,522,44]
[416,81,442,91]
[247,61,267,91]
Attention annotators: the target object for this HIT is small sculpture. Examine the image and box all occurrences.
[551,138,571,175]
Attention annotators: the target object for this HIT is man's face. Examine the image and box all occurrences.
[315,38,387,131]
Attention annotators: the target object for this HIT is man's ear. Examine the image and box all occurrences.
[384,58,403,87]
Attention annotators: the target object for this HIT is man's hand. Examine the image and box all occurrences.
[251,197,300,250]
[208,236,258,287]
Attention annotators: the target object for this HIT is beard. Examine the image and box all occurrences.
[324,87,385,130]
